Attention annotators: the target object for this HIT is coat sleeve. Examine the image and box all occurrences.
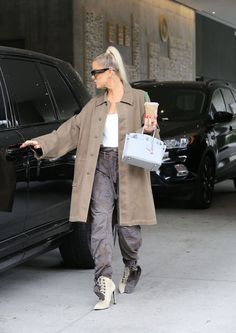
[33,114,81,159]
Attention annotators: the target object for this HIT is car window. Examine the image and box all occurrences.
[0,85,7,128]
[229,103,236,115]
[41,64,79,120]
[231,89,236,102]
[0,59,56,125]
[176,94,198,112]
[221,88,236,114]
[143,86,205,121]
[211,90,226,113]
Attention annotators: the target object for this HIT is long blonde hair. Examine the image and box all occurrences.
[94,46,129,84]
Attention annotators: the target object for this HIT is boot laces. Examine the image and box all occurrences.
[121,266,130,284]
[96,276,107,295]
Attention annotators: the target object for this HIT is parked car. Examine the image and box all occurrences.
[132,79,236,208]
[0,46,94,272]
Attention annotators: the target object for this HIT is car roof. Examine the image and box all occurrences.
[0,45,64,65]
[132,79,233,91]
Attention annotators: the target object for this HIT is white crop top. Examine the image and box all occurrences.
[102,113,118,147]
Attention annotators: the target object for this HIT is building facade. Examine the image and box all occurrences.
[0,0,195,94]
[73,0,195,94]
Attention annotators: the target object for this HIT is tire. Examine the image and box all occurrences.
[59,223,94,269]
[191,155,215,209]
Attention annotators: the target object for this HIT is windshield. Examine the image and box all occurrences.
[145,86,206,121]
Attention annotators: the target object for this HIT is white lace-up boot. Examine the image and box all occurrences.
[118,265,142,294]
[94,276,116,310]
[118,266,130,293]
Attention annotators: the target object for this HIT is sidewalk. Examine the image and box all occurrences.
[0,181,235,333]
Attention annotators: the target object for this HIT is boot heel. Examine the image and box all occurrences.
[112,291,117,304]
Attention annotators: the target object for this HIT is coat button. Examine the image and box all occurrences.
[94,135,98,139]
[87,172,90,175]
[98,117,102,121]
[90,153,94,157]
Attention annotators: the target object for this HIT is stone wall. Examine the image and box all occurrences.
[83,10,104,93]
[81,11,141,95]
[148,38,193,81]
[73,0,195,94]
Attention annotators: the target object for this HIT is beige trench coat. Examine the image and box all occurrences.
[35,85,159,226]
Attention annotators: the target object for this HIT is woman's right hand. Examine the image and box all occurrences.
[20,140,41,150]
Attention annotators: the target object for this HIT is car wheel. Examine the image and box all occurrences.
[192,155,215,209]
[59,223,94,269]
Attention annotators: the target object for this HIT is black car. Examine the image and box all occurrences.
[0,46,94,272]
[132,80,236,208]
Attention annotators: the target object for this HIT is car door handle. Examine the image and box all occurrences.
[5,144,29,161]
[229,125,233,131]
[6,144,26,159]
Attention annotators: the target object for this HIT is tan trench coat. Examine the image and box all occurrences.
[35,85,159,226]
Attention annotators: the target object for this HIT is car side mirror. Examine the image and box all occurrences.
[212,111,233,123]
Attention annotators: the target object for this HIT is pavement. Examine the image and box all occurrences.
[0,180,235,333]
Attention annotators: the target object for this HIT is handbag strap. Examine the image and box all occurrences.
[141,127,156,138]
[140,128,157,154]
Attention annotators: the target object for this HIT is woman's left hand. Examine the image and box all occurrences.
[143,115,158,134]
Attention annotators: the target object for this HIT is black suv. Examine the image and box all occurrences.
[0,46,94,272]
[132,80,236,208]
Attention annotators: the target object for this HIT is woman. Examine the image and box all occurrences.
[21,46,159,310]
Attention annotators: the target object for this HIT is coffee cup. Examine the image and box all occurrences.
[144,102,159,118]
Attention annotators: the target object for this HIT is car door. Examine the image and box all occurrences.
[210,89,232,179]
[221,88,236,178]
[0,70,27,264]
[0,58,72,250]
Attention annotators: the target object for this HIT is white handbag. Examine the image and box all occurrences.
[122,130,166,172]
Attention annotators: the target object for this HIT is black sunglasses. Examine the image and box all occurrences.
[90,68,110,77]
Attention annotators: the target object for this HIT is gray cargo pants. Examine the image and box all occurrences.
[90,146,142,281]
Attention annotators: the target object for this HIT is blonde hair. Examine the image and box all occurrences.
[94,46,129,84]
